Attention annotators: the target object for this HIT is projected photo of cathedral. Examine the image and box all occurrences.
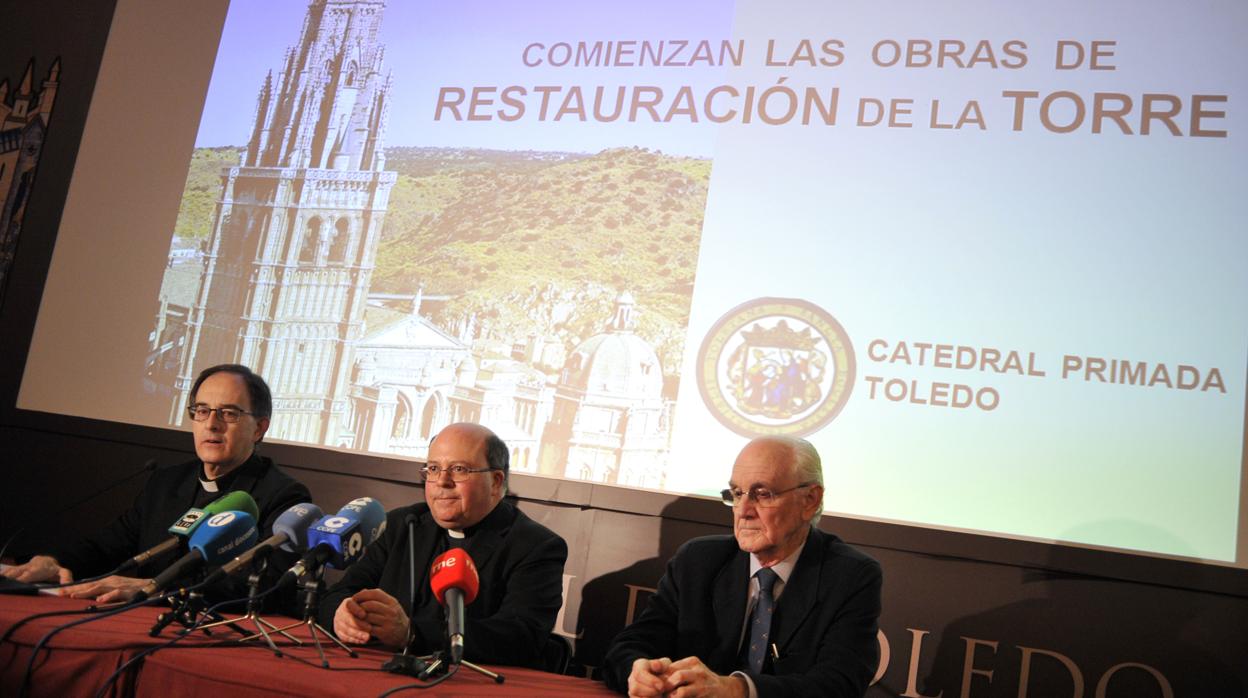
[145,0,708,489]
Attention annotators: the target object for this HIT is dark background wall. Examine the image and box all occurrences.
[1,2,1244,696]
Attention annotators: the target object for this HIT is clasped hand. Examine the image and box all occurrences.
[627,656,747,698]
[333,587,411,648]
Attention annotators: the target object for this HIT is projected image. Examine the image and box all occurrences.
[0,58,61,306]
[146,0,717,488]
[13,0,1234,563]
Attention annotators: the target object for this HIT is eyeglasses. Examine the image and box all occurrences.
[720,483,815,508]
[420,464,493,482]
[187,405,255,423]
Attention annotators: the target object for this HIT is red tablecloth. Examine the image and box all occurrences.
[1,594,615,697]
[0,594,164,698]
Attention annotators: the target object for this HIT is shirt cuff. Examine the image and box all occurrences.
[730,670,758,698]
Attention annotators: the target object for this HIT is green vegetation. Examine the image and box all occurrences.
[171,145,711,376]
[376,146,709,377]
[173,147,241,240]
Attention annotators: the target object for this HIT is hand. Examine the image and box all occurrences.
[1,555,72,584]
[62,575,149,603]
[628,656,673,697]
[664,656,747,698]
[334,597,373,644]
[352,588,411,649]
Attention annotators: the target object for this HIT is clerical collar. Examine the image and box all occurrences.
[198,457,249,493]
[447,529,466,540]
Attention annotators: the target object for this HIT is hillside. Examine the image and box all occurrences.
[171,146,711,375]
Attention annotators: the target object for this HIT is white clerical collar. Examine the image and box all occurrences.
[447,529,466,539]
[199,477,220,493]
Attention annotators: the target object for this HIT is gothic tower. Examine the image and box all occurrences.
[172,0,396,446]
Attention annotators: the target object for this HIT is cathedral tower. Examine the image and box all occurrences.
[172,0,396,446]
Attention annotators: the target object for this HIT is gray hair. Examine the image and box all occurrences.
[790,437,824,524]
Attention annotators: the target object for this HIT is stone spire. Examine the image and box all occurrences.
[243,0,390,171]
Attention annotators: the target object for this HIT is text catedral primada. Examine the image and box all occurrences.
[863,339,1227,412]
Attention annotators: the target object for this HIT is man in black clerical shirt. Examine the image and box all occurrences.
[1,364,310,603]
[318,422,568,668]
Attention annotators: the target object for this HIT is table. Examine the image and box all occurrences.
[1,593,156,698]
[1,594,616,697]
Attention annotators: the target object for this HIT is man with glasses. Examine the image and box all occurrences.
[1,364,310,603]
[318,422,568,668]
[604,436,882,697]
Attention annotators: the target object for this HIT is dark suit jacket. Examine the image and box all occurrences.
[50,453,311,602]
[317,499,568,669]
[603,528,882,697]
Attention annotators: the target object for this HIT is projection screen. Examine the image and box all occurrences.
[19,0,1248,565]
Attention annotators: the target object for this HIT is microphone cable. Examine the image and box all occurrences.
[0,533,251,650]
[377,662,461,695]
[91,569,381,695]
[0,582,153,650]
[17,594,166,698]
[19,562,252,698]
[90,582,283,698]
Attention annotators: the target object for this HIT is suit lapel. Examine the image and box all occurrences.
[711,549,751,661]
[771,528,827,650]
[463,501,514,574]
[465,525,503,573]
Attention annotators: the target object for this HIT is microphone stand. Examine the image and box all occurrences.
[149,589,244,638]
[381,516,504,684]
[387,651,505,684]
[455,656,506,683]
[266,564,356,668]
[198,555,302,654]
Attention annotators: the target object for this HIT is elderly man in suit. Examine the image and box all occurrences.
[604,436,883,697]
[318,422,568,668]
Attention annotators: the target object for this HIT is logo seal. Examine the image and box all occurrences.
[696,298,855,437]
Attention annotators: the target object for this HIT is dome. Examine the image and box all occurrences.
[562,332,663,397]
[561,293,662,397]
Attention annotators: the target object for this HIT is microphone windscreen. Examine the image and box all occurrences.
[188,510,259,565]
[205,490,260,521]
[429,548,480,606]
[272,503,323,552]
[338,497,386,545]
[307,511,365,567]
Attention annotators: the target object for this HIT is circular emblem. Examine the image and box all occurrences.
[696,298,855,437]
[323,516,349,529]
[207,512,236,527]
[346,532,364,557]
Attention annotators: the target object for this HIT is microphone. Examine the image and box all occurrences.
[429,548,479,664]
[276,497,385,587]
[203,502,323,584]
[133,510,258,602]
[118,491,259,574]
